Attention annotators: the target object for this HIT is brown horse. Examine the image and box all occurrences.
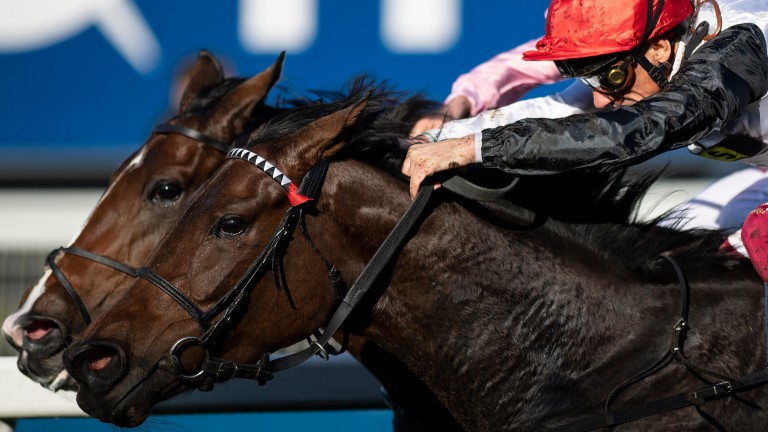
[2,63,460,430]
[64,89,768,430]
[65,89,766,430]
[1,50,283,390]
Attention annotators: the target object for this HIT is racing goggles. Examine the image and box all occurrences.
[577,57,637,96]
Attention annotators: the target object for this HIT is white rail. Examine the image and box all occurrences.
[0,357,84,418]
[0,354,386,420]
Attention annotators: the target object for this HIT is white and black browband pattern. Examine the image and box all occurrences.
[226,148,293,191]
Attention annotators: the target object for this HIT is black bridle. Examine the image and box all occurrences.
[45,124,230,326]
[131,146,436,389]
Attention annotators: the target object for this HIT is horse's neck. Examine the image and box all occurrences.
[368,228,763,429]
[313,165,569,425]
[314,162,765,429]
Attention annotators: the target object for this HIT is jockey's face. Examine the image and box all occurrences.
[588,58,658,108]
[583,39,675,109]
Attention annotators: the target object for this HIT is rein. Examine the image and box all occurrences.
[44,124,230,327]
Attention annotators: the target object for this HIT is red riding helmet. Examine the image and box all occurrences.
[524,0,694,76]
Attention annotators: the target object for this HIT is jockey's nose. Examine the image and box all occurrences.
[64,340,127,392]
[592,90,615,109]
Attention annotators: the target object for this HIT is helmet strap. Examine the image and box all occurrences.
[639,0,665,45]
[634,53,671,89]
[625,0,669,89]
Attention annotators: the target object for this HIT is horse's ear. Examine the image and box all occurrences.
[291,94,369,169]
[178,50,226,113]
[210,51,285,134]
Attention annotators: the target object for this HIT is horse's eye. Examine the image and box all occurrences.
[216,216,248,237]
[150,181,183,203]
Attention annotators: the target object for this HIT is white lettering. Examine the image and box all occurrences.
[238,0,461,54]
[380,0,461,53]
[238,0,317,54]
[0,0,161,74]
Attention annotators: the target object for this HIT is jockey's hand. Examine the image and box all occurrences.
[410,115,447,137]
[409,96,472,136]
[401,135,476,199]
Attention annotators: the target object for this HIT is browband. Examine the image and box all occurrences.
[226,147,312,206]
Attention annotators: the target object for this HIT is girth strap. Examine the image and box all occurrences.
[553,369,768,432]
[551,255,768,431]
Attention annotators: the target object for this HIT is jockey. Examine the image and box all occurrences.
[401,0,768,278]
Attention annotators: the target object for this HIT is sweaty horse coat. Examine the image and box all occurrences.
[64,89,767,431]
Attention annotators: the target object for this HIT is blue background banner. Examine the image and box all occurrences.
[0,0,557,153]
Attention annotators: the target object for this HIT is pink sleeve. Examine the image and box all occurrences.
[445,38,564,116]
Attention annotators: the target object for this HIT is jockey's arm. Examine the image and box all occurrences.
[476,24,768,176]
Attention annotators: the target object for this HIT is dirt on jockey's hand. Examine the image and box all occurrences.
[401,135,476,199]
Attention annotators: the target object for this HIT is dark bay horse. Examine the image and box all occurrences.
[64,90,767,430]
[1,50,284,390]
[2,63,459,430]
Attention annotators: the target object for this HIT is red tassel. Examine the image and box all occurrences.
[287,183,312,207]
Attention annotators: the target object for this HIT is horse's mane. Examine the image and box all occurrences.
[246,79,752,282]
[247,78,639,224]
[580,221,744,278]
[430,166,747,281]
[247,76,439,154]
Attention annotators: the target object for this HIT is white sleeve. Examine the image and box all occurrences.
[423,81,594,142]
[659,167,768,230]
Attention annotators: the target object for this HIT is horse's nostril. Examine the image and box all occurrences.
[86,346,115,372]
[64,342,127,393]
[20,318,66,357]
[24,320,54,341]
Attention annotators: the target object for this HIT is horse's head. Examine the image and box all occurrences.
[61,88,427,426]
[2,50,284,391]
